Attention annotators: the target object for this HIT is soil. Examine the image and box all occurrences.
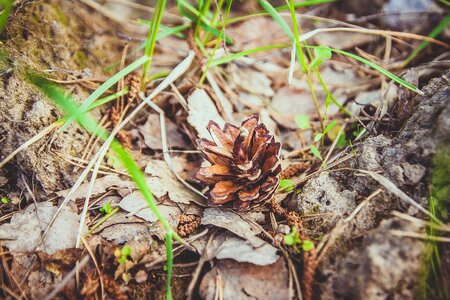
[0,1,449,300]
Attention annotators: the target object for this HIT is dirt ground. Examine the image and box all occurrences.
[0,1,449,299]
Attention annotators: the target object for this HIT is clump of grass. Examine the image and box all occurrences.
[417,140,450,299]
[142,0,167,86]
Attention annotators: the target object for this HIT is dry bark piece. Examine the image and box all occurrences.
[195,115,282,210]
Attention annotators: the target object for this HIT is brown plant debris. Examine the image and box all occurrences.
[195,115,282,210]
[280,162,310,179]
[177,214,201,237]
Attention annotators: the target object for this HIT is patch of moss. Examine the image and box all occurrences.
[74,50,88,68]
[52,5,69,26]
[416,140,450,300]
[0,48,12,71]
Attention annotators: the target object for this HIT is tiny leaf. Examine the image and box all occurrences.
[323,121,336,135]
[302,240,315,252]
[309,45,332,69]
[279,179,294,192]
[284,234,294,245]
[1,196,9,204]
[99,202,112,214]
[310,145,323,161]
[121,245,132,257]
[314,133,323,142]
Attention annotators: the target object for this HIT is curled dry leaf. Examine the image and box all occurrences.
[195,115,282,210]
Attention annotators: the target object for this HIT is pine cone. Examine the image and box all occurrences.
[195,115,281,210]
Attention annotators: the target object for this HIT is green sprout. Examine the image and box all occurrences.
[1,196,9,204]
[279,179,295,192]
[118,245,132,264]
[99,202,112,214]
[310,145,323,161]
[309,45,332,70]
[284,226,315,253]
[314,120,336,142]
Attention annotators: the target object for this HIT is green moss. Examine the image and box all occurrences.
[74,50,88,68]
[52,5,69,26]
[0,48,12,71]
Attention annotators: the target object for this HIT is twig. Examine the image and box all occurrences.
[186,231,216,300]
[390,230,450,242]
[358,170,443,225]
[80,236,104,299]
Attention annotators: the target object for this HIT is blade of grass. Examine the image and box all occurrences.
[258,0,294,41]
[0,0,13,33]
[403,14,450,66]
[142,0,167,86]
[199,0,233,86]
[104,23,190,71]
[62,55,149,130]
[306,45,423,94]
[225,0,336,25]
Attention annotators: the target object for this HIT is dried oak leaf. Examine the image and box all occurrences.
[195,115,281,210]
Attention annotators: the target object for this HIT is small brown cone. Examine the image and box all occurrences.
[195,115,281,210]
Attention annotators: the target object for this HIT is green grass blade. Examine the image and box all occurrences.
[403,14,450,66]
[225,0,336,25]
[165,235,174,300]
[0,0,13,33]
[62,55,149,130]
[258,0,294,41]
[199,22,233,44]
[276,0,336,11]
[306,46,423,94]
[142,0,167,85]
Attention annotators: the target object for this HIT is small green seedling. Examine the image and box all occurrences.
[314,120,336,142]
[284,226,315,253]
[99,202,112,214]
[1,196,9,204]
[118,245,132,264]
[302,240,315,252]
[310,145,323,161]
[295,115,311,129]
[309,45,332,70]
[279,179,294,192]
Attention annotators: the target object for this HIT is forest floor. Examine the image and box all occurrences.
[0,1,449,299]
